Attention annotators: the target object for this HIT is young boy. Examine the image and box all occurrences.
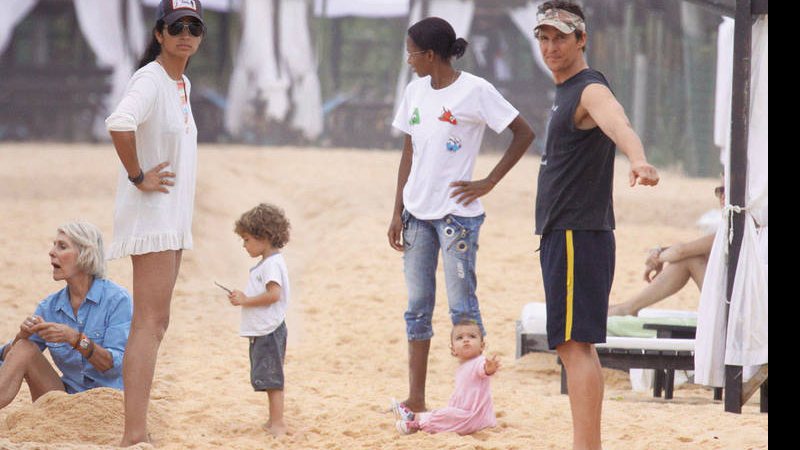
[229,203,291,437]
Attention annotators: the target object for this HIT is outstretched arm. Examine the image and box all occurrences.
[450,115,535,205]
[484,354,502,376]
[580,84,659,187]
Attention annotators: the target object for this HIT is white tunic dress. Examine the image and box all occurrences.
[105,61,197,259]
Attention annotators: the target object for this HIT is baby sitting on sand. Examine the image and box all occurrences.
[393,319,501,435]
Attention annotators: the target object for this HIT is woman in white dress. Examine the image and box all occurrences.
[105,0,205,445]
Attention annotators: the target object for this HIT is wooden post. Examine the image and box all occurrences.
[723,0,752,415]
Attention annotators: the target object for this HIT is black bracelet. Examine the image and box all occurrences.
[128,169,144,185]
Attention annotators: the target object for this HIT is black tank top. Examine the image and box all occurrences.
[535,68,616,235]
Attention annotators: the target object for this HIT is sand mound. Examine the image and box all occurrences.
[2,388,159,449]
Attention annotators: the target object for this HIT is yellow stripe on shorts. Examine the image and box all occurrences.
[565,230,574,342]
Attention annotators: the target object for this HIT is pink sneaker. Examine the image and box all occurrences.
[395,420,418,435]
[390,398,415,422]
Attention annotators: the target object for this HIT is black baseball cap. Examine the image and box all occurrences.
[157,0,204,25]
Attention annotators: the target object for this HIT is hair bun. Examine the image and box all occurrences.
[450,37,468,59]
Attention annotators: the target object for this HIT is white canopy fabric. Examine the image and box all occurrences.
[141,0,242,12]
[314,0,409,18]
[225,0,290,136]
[0,0,139,140]
[128,0,148,59]
[279,0,323,139]
[695,15,768,388]
[508,1,552,80]
[0,0,37,55]
[74,0,137,139]
[225,0,323,140]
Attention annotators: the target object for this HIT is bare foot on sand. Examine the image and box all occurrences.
[262,421,288,437]
[119,432,155,448]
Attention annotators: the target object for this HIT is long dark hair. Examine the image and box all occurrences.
[408,17,468,61]
[138,20,165,68]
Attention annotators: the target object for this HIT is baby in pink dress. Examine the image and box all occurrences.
[394,320,501,435]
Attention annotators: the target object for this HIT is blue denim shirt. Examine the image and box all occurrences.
[0,278,132,393]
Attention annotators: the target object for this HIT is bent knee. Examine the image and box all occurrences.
[8,339,40,356]
[131,315,171,341]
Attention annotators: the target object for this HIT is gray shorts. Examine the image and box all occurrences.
[248,322,287,391]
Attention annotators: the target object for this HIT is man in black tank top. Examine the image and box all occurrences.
[532,2,660,449]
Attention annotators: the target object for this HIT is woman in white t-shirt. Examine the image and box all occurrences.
[105,0,205,446]
[387,17,535,414]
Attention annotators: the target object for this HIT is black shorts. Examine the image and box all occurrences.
[540,230,615,350]
[248,322,287,391]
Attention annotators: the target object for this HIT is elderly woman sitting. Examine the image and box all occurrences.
[0,222,132,409]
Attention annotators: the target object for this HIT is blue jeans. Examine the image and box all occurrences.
[402,210,486,340]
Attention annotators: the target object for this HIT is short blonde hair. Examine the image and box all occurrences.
[58,221,106,279]
[234,203,291,249]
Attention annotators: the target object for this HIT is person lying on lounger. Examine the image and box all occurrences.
[608,184,725,317]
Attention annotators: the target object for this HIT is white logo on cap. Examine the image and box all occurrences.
[172,0,197,10]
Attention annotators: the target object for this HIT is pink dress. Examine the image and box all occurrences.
[417,354,496,435]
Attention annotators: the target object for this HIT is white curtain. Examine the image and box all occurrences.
[0,0,38,55]
[141,0,241,12]
[74,0,136,139]
[695,15,768,387]
[314,0,408,18]
[508,1,551,80]
[225,0,290,136]
[280,0,323,139]
[392,0,475,135]
[127,0,148,60]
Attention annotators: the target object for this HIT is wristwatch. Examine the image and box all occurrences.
[77,334,91,351]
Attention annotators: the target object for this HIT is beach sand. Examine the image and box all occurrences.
[0,144,767,449]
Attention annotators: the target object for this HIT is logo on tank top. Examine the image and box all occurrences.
[446,136,462,152]
[438,107,458,125]
[409,107,420,126]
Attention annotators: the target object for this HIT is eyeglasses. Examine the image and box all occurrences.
[407,50,428,58]
[714,185,725,198]
[166,21,205,37]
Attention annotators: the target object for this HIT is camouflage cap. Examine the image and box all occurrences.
[534,8,586,35]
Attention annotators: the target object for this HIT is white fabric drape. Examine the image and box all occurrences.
[508,1,551,80]
[279,0,323,139]
[127,0,148,60]
[314,0,408,18]
[74,0,136,139]
[392,0,475,136]
[225,0,290,136]
[695,15,768,387]
[0,0,38,55]
[141,0,241,12]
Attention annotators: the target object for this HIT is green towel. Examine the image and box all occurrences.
[606,316,698,338]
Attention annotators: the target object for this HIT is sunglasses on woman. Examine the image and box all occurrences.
[166,20,205,37]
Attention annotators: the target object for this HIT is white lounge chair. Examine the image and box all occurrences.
[516,303,702,400]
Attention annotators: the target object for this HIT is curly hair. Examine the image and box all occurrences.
[234,203,291,249]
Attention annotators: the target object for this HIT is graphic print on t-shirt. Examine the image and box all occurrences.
[438,107,458,125]
[410,107,421,125]
[446,136,462,152]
